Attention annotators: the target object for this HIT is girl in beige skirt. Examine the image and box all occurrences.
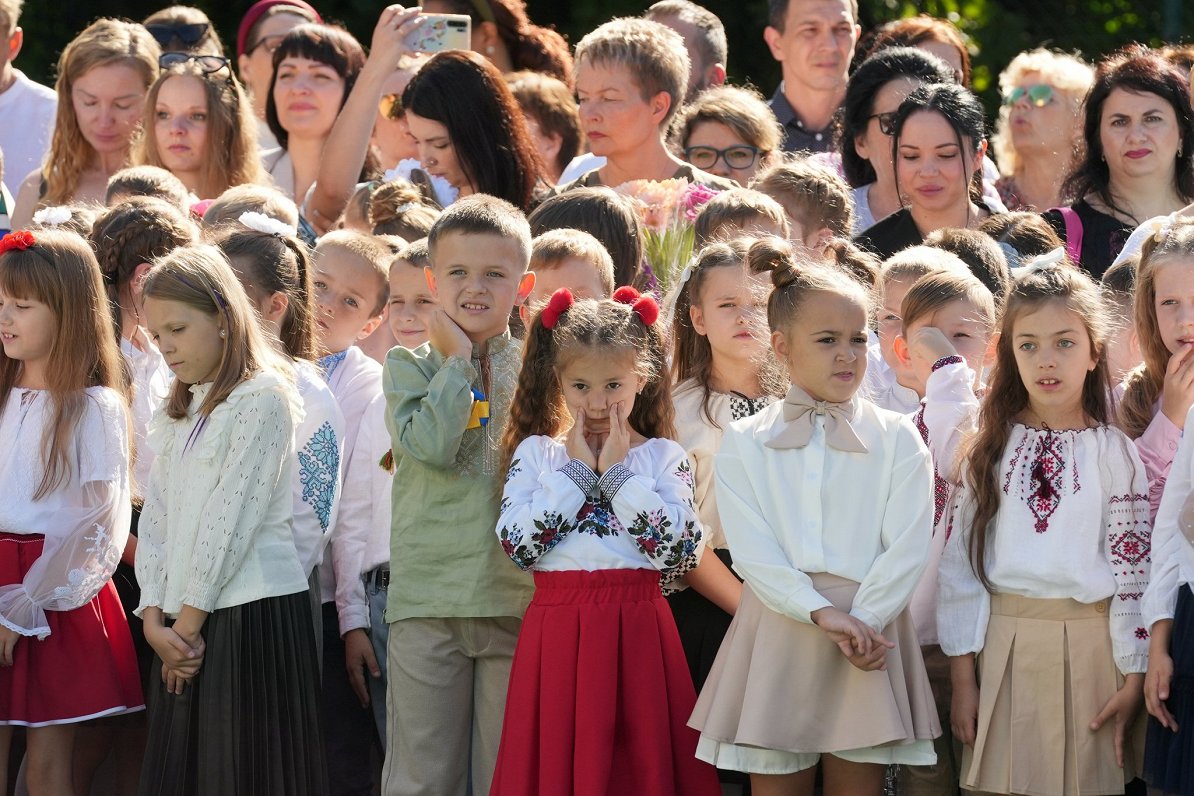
[690,246,941,795]
[938,261,1151,796]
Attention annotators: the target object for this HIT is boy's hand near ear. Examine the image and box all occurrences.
[906,326,958,371]
[427,308,473,361]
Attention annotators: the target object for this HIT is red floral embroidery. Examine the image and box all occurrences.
[914,406,950,530]
[1135,627,1149,640]
[1026,429,1066,533]
[1110,529,1150,568]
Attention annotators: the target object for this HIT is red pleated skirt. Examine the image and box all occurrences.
[490,569,720,796]
[0,532,143,726]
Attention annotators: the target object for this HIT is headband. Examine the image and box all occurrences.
[0,231,57,269]
[236,0,322,57]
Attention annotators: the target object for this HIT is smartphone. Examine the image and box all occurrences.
[403,13,471,53]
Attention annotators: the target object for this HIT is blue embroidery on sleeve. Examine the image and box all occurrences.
[299,421,340,531]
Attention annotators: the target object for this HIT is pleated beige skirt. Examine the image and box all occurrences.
[689,574,940,772]
[961,593,1144,796]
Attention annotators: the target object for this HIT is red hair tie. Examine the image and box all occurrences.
[0,231,36,255]
[612,285,659,326]
[540,288,574,330]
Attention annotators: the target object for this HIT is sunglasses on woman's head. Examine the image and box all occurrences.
[1004,84,1055,107]
[379,93,403,120]
[245,33,286,57]
[146,22,210,48]
[684,144,760,171]
[160,52,231,74]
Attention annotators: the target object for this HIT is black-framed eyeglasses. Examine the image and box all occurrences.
[379,93,403,120]
[160,52,231,74]
[867,111,897,136]
[245,33,287,57]
[683,144,760,171]
[146,22,210,48]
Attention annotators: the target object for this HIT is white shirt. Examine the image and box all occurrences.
[863,339,922,416]
[1142,402,1194,628]
[496,436,701,581]
[716,396,934,632]
[333,392,392,632]
[136,370,308,616]
[292,361,345,577]
[0,70,56,198]
[0,387,131,639]
[938,423,1152,674]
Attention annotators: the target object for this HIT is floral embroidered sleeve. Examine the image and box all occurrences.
[1102,434,1153,674]
[495,437,590,570]
[602,441,702,583]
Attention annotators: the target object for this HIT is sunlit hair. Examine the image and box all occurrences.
[143,5,224,56]
[28,203,99,239]
[141,244,289,419]
[202,183,299,229]
[991,49,1093,177]
[215,225,316,361]
[671,85,783,165]
[106,164,191,210]
[864,15,971,85]
[881,245,969,292]
[0,0,22,36]
[424,0,573,86]
[645,0,727,73]
[750,236,874,334]
[90,196,198,337]
[369,179,441,240]
[505,70,582,178]
[428,194,532,274]
[693,188,789,247]
[751,156,854,238]
[530,229,615,298]
[977,211,1064,265]
[398,238,430,272]
[529,187,644,289]
[964,264,1111,589]
[574,17,690,128]
[923,226,1012,303]
[136,62,262,200]
[0,230,128,498]
[1119,218,1194,439]
[825,239,881,290]
[315,230,392,317]
[899,269,996,337]
[500,295,674,476]
[41,19,161,206]
[671,237,787,427]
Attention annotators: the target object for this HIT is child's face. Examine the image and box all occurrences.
[0,288,56,377]
[557,348,644,436]
[388,261,434,350]
[427,232,534,344]
[313,247,384,356]
[878,274,913,369]
[903,297,994,388]
[529,257,609,308]
[773,290,868,403]
[1012,300,1097,421]
[690,265,770,373]
[1151,259,1194,356]
[1104,319,1141,385]
[143,297,225,385]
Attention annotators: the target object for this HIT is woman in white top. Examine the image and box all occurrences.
[136,244,327,794]
[939,263,1151,794]
[691,240,939,794]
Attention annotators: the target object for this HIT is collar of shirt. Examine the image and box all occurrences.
[769,83,833,153]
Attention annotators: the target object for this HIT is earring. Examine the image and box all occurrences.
[486,45,495,55]
[219,329,226,339]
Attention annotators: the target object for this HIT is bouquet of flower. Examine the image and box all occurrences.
[612,178,720,294]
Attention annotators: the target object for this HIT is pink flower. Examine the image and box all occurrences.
[682,183,720,221]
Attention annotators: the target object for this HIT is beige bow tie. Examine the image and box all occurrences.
[765,384,868,453]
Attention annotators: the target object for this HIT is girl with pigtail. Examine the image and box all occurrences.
[490,287,720,795]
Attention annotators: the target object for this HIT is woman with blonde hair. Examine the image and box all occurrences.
[992,48,1094,211]
[135,58,263,201]
[11,19,160,229]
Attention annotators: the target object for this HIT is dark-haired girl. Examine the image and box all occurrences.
[491,288,719,795]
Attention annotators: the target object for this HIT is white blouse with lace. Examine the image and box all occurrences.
[120,331,171,499]
[135,370,309,617]
[0,386,131,639]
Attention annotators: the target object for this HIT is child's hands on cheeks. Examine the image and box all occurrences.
[597,402,630,475]
[1160,344,1194,428]
[811,605,893,672]
[566,409,598,472]
[427,308,472,361]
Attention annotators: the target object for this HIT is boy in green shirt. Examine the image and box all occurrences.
[382,195,536,795]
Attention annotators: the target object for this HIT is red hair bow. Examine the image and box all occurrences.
[540,288,574,329]
[612,285,659,326]
[0,231,35,255]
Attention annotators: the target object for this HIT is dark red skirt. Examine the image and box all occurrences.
[490,569,720,796]
[0,532,143,726]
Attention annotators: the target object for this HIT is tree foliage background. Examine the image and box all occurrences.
[14,1,1190,118]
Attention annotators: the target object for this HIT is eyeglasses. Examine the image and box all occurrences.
[379,93,403,120]
[245,33,286,57]
[146,22,210,49]
[160,52,231,75]
[1004,84,1055,107]
[683,144,760,171]
[867,111,897,136]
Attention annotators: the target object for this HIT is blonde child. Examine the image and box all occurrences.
[940,263,1151,795]
[386,237,434,351]
[693,188,790,247]
[136,244,325,792]
[0,230,141,793]
[691,238,939,794]
[751,157,855,253]
[490,288,719,794]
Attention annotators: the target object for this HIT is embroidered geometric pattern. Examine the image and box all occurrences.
[499,510,575,570]
[914,406,951,529]
[298,421,340,532]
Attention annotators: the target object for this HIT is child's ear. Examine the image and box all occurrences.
[264,290,289,323]
[688,303,708,336]
[515,271,536,306]
[424,266,438,297]
[893,334,913,369]
[770,329,789,362]
[130,262,153,296]
[356,311,385,342]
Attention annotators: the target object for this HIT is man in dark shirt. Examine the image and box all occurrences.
[764,0,860,153]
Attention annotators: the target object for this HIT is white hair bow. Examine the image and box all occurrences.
[238,211,297,237]
[32,206,72,227]
[1021,247,1067,274]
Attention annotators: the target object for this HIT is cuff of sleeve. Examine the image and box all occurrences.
[135,583,166,618]
[182,582,220,613]
[1118,653,1149,676]
[339,606,370,634]
[443,355,478,381]
[598,463,634,501]
[559,459,599,497]
[849,606,884,635]
[793,592,833,625]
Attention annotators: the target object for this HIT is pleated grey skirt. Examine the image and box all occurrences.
[138,591,328,796]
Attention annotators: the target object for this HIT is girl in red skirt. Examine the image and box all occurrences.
[491,288,720,795]
[0,230,142,792]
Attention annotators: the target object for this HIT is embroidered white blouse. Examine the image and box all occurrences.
[120,331,171,498]
[292,361,345,577]
[673,378,775,551]
[0,387,131,639]
[715,396,934,632]
[938,423,1152,674]
[1142,402,1194,628]
[136,370,309,617]
[496,436,701,581]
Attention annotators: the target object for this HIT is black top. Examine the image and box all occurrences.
[853,208,924,261]
[769,85,836,154]
[1041,198,1134,281]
